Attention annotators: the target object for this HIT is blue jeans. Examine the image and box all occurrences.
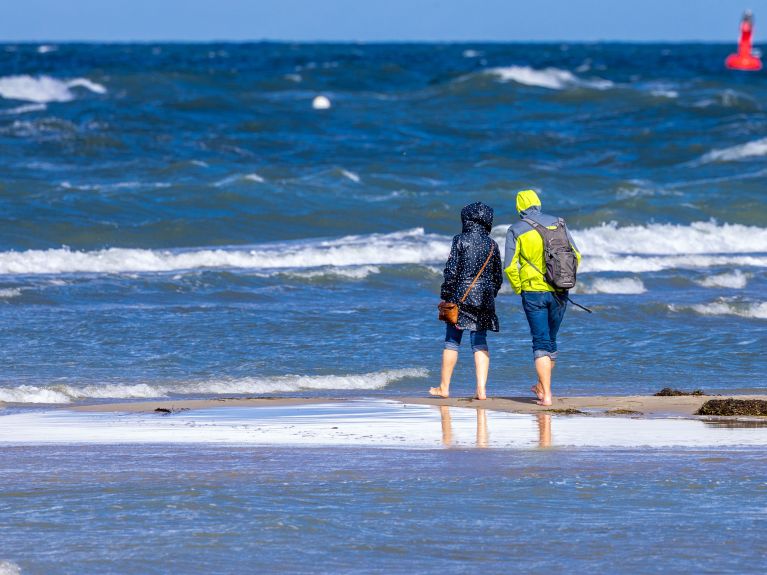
[444,323,488,353]
[521,291,567,360]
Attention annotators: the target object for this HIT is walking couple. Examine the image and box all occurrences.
[429,190,581,406]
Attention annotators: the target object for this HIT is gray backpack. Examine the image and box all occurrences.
[520,217,578,290]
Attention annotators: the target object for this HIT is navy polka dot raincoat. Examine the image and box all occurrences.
[440,202,503,332]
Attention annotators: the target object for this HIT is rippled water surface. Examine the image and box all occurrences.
[0,42,765,402]
[1,442,766,574]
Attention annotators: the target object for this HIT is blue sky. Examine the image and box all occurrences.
[3,0,767,42]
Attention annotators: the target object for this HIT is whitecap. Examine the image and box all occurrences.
[0,368,428,404]
[0,103,46,115]
[484,66,613,90]
[214,173,264,187]
[698,137,767,163]
[0,229,450,275]
[577,277,646,294]
[0,75,106,103]
[0,222,765,277]
[670,300,767,320]
[0,561,21,575]
[462,49,482,58]
[340,169,360,183]
[0,288,22,298]
[696,270,749,289]
[281,265,380,280]
[651,89,678,98]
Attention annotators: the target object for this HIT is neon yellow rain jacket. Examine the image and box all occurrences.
[503,190,581,294]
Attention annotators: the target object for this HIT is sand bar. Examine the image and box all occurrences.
[70,397,329,413]
[0,393,745,417]
[399,395,767,416]
[1,400,766,448]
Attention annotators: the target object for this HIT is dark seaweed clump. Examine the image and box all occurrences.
[654,388,705,397]
[154,407,189,415]
[696,399,767,417]
[545,408,584,415]
[607,409,643,415]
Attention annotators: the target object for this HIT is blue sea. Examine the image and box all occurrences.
[1,43,766,574]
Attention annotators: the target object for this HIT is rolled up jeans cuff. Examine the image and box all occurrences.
[444,341,460,351]
[534,350,558,360]
[471,344,489,353]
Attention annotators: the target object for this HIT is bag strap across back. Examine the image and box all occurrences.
[459,245,495,303]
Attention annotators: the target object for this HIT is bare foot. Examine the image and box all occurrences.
[474,392,487,400]
[535,396,553,407]
[530,384,544,400]
[429,386,449,398]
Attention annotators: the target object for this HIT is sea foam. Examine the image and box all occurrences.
[0,75,106,103]
[696,270,749,289]
[698,137,767,163]
[670,300,767,320]
[577,277,646,294]
[485,66,613,90]
[0,561,21,575]
[0,368,428,404]
[0,222,765,276]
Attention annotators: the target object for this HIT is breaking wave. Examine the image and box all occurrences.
[0,561,21,575]
[697,137,767,164]
[0,222,765,277]
[485,66,613,90]
[0,288,22,298]
[0,75,106,103]
[0,229,449,275]
[573,221,767,273]
[0,368,428,404]
[670,299,767,320]
[576,277,646,294]
[696,270,749,289]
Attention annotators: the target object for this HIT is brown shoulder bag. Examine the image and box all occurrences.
[437,245,495,324]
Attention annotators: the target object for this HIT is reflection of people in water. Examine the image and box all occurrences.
[536,413,552,448]
[437,407,550,448]
[438,406,488,448]
[476,408,488,448]
[439,406,453,446]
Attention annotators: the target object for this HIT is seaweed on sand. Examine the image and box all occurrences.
[544,408,584,415]
[654,387,705,397]
[696,399,767,417]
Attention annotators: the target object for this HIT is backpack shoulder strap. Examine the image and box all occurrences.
[519,217,546,274]
[522,217,549,236]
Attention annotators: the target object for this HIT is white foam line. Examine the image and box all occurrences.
[1,401,765,448]
[0,368,427,404]
[0,222,765,276]
[0,75,106,103]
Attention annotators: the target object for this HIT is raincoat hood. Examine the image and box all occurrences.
[516,189,542,216]
[461,202,494,234]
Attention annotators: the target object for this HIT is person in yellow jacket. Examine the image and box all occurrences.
[503,190,581,406]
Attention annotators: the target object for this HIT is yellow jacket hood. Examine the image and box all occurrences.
[516,190,541,214]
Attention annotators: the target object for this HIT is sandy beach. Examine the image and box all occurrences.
[21,393,759,417]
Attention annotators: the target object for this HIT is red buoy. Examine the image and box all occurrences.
[726,11,762,71]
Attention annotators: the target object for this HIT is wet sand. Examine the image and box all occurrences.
[70,397,327,413]
[38,393,767,417]
[400,395,767,417]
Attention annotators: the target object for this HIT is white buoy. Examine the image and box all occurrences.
[312,95,331,110]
